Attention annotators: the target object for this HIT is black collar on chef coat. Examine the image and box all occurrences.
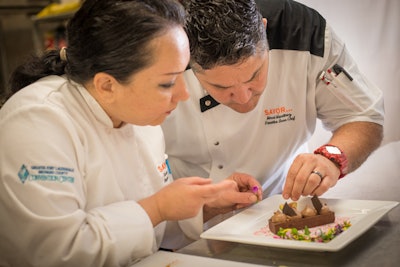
[200,95,220,112]
[185,65,221,112]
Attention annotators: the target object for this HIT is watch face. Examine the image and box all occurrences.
[326,146,341,154]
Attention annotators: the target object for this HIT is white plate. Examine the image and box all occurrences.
[131,251,267,267]
[201,195,399,252]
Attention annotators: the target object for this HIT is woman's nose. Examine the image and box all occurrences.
[174,76,190,102]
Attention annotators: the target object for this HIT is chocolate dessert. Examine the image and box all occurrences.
[268,195,335,234]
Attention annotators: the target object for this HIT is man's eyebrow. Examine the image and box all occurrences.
[244,66,261,83]
[207,65,262,89]
[206,81,231,89]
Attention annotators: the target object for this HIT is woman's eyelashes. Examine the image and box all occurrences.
[159,82,175,89]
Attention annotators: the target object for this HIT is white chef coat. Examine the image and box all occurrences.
[0,75,201,267]
[161,0,384,197]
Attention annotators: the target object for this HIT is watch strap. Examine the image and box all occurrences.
[314,144,348,179]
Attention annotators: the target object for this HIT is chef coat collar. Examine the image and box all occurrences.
[199,94,220,112]
[185,65,221,112]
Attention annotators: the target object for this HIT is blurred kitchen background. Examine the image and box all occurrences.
[0,0,399,145]
[0,0,78,101]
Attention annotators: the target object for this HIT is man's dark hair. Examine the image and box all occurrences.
[182,0,268,70]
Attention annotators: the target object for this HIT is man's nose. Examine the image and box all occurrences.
[231,86,252,104]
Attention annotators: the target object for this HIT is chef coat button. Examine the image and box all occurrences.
[214,141,219,146]
[218,165,223,169]
[205,100,212,106]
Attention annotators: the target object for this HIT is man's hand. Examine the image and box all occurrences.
[283,121,383,201]
[282,153,340,201]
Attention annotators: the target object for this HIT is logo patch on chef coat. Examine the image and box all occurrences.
[17,164,75,184]
[264,106,295,125]
[157,155,172,183]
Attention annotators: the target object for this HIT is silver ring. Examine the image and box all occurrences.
[311,170,324,181]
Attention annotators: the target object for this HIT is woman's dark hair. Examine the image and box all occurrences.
[8,0,185,95]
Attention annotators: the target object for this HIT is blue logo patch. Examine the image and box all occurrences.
[17,165,75,184]
[18,164,30,184]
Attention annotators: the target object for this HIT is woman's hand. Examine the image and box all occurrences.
[138,177,237,226]
[203,172,262,221]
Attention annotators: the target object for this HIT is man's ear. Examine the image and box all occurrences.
[92,72,117,103]
[262,18,267,27]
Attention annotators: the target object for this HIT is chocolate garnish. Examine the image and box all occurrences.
[268,211,335,234]
[282,202,297,216]
[268,196,336,234]
[311,195,323,214]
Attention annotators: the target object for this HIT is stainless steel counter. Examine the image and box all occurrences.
[178,141,400,266]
